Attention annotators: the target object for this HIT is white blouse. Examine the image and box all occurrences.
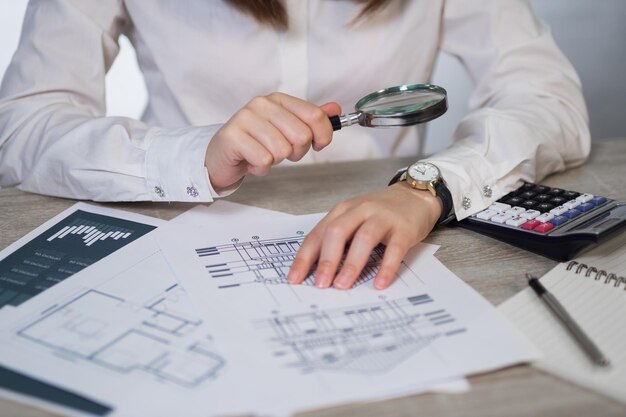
[0,0,590,220]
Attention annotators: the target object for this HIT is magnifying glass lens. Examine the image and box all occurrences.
[358,90,445,115]
[330,83,447,130]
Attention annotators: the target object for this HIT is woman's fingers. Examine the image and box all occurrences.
[332,220,389,290]
[206,92,341,191]
[288,184,443,291]
[287,203,352,286]
[373,239,409,290]
[246,96,312,161]
[265,93,339,152]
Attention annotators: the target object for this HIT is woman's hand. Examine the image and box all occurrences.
[288,183,443,290]
[204,92,341,192]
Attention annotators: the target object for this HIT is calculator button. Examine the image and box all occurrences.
[535,194,552,202]
[547,188,564,196]
[505,216,527,227]
[549,205,569,216]
[591,196,607,206]
[521,183,535,190]
[536,203,555,213]
[535,212,555,223]
[532,185,551,194]
[498,192,518,202]
[562,191,580,200]
[521,220,541,230]
[550,215,569,226]
[548,196,567,206]
[519,191,537,199]
[564,209,582,219]
[504,196,524,206]
[488,202,511,213]
[520,200,538,209]
[563,200,581,210]
[498,194,512,203]
[533,222,555,233]
[476,209,498,220]
[576,193,594,203]
[578,202,595,212]
[491,214,513,224]
[520,209,541,220]
[505,207,526,216]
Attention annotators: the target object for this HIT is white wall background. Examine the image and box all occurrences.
[1,0,625,155]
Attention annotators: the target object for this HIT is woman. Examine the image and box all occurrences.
[0,0,590,290]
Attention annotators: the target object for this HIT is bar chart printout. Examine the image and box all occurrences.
[0,209,156,308]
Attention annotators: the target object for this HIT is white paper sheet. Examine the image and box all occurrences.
[0,202,464,417]
[0,202,292,417]
[0,202,468,416]
[499,232,626,404]
[157,213,540,416]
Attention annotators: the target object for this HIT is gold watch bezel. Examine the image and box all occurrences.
[405,162,441,197]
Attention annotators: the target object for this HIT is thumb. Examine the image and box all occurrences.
[319,101,342,117]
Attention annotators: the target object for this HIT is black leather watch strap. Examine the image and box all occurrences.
[388,169,405,186]
[433,181,454,226]
[388,168,454,226]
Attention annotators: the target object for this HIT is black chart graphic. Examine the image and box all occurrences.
[46,218,135,246]
[0,210,156,308]
[258,294,466,374]
[195,237,384,289]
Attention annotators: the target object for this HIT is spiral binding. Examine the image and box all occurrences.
[566,261,626,289]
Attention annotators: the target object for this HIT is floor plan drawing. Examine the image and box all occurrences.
[257,294,466,374]
[17,285,225,388]
[196,237,385,289]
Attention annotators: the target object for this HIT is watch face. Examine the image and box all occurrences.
[408,162,439,182]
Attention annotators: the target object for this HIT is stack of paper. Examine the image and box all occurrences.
[0,201,539,417]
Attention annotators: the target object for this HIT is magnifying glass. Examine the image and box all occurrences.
[329,84,447,130]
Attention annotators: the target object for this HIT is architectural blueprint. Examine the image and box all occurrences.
[17,276,224,389]
[157,213,540,415]
[0,203,488,417]
[197,235,383,288]
[258,294,466,374]
[0,202,290,417]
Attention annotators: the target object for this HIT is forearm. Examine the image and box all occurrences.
[437,0,590,220]
[0,94,219,202]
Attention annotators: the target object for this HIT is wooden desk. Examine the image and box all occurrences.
[1,138,625,417]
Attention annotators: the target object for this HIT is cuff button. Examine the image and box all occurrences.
[462,196,471,210]
[186,186,199,198]
[154,186,165,198]
[482,185,493,198]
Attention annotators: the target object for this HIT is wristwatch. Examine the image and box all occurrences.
[388,161,454,226]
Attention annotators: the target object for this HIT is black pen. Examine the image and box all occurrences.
[526,273,611,368]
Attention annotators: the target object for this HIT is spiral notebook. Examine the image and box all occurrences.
[499,232,626,404]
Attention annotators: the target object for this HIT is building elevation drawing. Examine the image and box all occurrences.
[195,237,384,289]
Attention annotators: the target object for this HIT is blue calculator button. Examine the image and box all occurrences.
[564,209,582,219]
[550,215,569,226]
[578,202,595,212]
[591,196,607,206]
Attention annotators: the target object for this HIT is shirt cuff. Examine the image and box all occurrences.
[145,125,221,202]
[205,168,243,198]
[425,145,514,221]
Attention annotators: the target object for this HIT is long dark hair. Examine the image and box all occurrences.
[225,0,391,30]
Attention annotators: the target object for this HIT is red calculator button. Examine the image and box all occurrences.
[521,220,540,230]
[533,222,555,233]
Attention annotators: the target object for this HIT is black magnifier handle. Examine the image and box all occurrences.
[329,113,361,131]
[329,115,343,131]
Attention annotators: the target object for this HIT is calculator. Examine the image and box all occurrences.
[456,182,626,261]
